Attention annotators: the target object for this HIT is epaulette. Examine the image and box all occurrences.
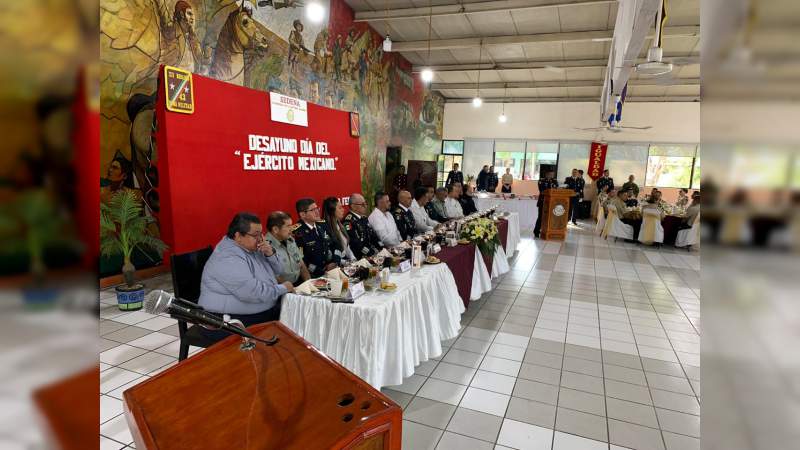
[290,223,302,231]
[316,220,326,223]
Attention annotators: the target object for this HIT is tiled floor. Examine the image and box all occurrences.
[99,222,700,449]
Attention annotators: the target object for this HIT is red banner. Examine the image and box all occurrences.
[155,67,362,256]
[587,141,608,180]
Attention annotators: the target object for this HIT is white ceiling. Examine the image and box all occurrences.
[345,0,700,102]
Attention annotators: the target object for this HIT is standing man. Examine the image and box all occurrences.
[564,168,585,226]
[427,187,449,222]
[392,190,417,240]
[501,167,514,193]
[487,166,499,192]
[265,211,310,286]
[596,169,614,194]
[444,184,465,218]
[621,174,639,198]
[198,212,294,344]
[459,183,478,215]
[476,165,489,191]
[534,169,559,238]
[392,165,408,192]
[410,186,440,232]
[445,162,463,187]
[368,191,403,247]
[293,198,340,277]
[343,193,382,259]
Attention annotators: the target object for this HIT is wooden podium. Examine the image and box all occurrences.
[541,188,575,240]
[123,322,402,450]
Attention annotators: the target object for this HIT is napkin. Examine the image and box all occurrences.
[326,267,347,281]
[354,258,371,268]
[377,249,392,258]
[295,279,319,295]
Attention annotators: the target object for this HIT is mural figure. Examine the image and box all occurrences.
[312,28,332,75]
[152,0,210,73]
[208,3,270,84]
[288,19,312,73]
[100,154,142,205]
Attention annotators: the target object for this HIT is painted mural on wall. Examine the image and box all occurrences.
[100,0,444,272]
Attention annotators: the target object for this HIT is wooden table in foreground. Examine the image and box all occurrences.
[123,322,402,450]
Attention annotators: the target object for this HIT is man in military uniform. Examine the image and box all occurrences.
[343,193,382,259]
[427,187,448,222]
[392,190,417,240]
[534,169,559,238]
[487,165,499,192]
[596,169,614,194]
[293,198,340,277]
[564,168,585,225]
[621,174,639,198]
[445,163,463,187]
[265,211,310,285]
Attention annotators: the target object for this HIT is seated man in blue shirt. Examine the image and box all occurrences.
[198,212,295,343]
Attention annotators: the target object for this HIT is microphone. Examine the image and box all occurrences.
[144,290,278,346]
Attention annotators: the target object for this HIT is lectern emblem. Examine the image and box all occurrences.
[553,205,566,217]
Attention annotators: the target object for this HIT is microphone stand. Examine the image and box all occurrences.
[169,307,280,350]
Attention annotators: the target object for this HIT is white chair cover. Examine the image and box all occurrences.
[676,213,701,248]
[638,208,664,245]
[603,205,633,240]
[720,209,751,245]
[594,204,606,236]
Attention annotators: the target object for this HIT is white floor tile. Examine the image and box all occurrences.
[470,370,517,395]
[553,431,609,450]
[460,387,511,417]
[497,418,553,450]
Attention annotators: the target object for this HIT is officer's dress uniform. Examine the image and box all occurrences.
[392,205,417,241]
[534,177,559,238]
[292,220,340,278]
[564,176,585,224]
[342,211,381,259]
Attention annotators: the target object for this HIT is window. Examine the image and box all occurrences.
[442,140,464,155]
[463,139,494,182]
[436,155,462,187]
[524,141,559,181]
[645,144,697,188]
[608,143,649,186]
[494,140,526,181]
[557,143,590,181]
[728,146,791,188]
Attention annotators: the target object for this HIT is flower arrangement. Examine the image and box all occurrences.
[460,217,501,257]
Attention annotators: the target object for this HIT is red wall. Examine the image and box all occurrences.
[155,68,362,255]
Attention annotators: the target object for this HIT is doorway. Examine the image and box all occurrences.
[384,146,403,202]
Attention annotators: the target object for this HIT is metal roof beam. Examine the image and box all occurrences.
[354,0,617,22]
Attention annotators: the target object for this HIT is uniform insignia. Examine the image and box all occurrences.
[290,223,301,231]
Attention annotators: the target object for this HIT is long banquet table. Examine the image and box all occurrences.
[280,263,465,389]
[474,195,537,231]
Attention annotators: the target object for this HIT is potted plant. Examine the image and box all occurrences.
[0,189,82,307]
[100,190,167,310]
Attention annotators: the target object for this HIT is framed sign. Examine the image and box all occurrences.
[270,92,308,126]
[163,66,194,114]
[350,112,360,137]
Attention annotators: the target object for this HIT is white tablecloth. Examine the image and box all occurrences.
[492,245,510,277]
[504,212,521,255]
[470,246,492,301]
[280,263,465,389]
[474,196,537,231]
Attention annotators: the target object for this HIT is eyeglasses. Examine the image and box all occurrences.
[303,206,319,213]
[351,202,366,207]
[244,231,263,239]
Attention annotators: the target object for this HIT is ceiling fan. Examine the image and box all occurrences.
[574,124,653,133]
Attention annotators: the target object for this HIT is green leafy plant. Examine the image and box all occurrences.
[100,190,167,287]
